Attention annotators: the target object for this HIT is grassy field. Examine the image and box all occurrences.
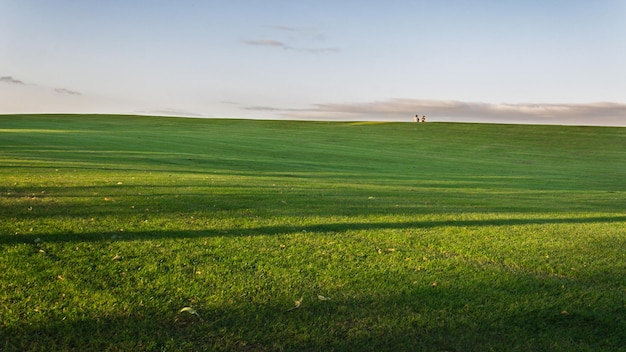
[1,114,625,351]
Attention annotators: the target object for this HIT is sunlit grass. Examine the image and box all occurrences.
[1,114,625,351]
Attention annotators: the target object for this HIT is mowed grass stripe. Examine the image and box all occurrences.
[1,114,625,351]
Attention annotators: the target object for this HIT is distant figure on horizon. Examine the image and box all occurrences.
[421,115,426,123]
[414,115,419,122]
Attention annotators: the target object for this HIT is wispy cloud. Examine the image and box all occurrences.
[244,106,285,112]
[245,99,626,126]
[265,25,300,32]
[136,108,205,118]
[54,88,82,96]
[2,75,82,96]
[242,39,339,53]
[242,25,339,53]
[265,25,328,41]
[242,39,289,49]
[1,76,25,85]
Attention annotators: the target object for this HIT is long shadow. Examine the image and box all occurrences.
[3,272,624,351]
[4,180,625,224]
[3,216,625,245]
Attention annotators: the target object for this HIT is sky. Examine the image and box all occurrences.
[1,0,626,125]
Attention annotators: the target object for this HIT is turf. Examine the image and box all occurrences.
[1,114,625,351]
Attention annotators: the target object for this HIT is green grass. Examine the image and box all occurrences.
[1,114,626,351]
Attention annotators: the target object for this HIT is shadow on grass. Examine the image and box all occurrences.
[2,216,626,245]
[3,276,625,352]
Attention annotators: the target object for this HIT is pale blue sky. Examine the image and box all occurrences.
[2,0,626,125]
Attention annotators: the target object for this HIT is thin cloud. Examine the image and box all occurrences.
[244,106,285,112]
[242,39,288,48]
[242,25,339,53]
[254,99,626,126]
[303,47,340,53]
[244,105,307,112]
[1,76,25,85]
[54,88,82,96]
[137,108,205,118]
[265,25,300,32]
[2,75,83,96]
[265,25,328,41]
[243,41,339,53]
[241,39,338,53]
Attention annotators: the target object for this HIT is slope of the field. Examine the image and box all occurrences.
[1,114,625,351]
